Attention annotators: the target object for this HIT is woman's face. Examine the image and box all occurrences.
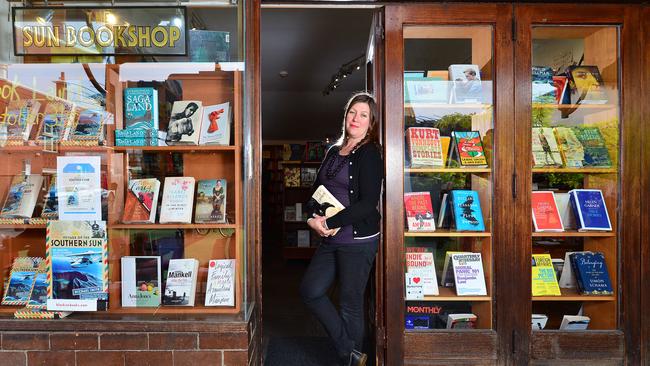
[345,102,371,141]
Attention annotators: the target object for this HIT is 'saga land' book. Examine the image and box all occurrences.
[194,179,227,223]
[532,127,563,168]
[403,192,436,232]
[162,258,199,306]
[531,253,561,296]
[2,257,42,306]
[122,178,161,224]
[311,185,345,236]
[205,259,235,306]
[124,87,158,146]
[121,256,162,307]
[405,252,439,296]
[199,102,231,145]
[165,101,203,145]
[569,251,613,295]
[449,190,485,232]
[568,189,612,231]
[531,191,564,232]
[554,127,585,168]
[451,252,487,296]
[159,177,196,224]
[448,131,488,168]
[3,99,41,143]
[406,127,444,168]
[0,174,44,219]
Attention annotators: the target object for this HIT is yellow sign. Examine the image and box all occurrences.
[22,25,182,49]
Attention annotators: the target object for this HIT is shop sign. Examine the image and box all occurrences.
[12,6,187,56]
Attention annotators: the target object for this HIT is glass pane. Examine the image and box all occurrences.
[403,26,494,330]
[530,26,619,331]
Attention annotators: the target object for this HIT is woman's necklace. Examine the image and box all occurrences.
[325,142,359,179]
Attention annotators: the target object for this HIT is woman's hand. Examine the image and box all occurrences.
[307,215,335,237]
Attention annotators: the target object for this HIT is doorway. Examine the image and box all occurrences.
[259,7,380,366]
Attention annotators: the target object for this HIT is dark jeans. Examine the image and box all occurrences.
[299,239,378,360]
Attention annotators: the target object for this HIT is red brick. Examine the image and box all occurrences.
[124,351,173,366]
[76,351,125,366]
[199,333,247,350]
[149,333,197,350]
[173,350,222,366]
[100,333,148,350]
[50,333,98,350]
[2,333,49,350]
[223,351,247,366]
[27,351,75,366]
[0,351,26,365]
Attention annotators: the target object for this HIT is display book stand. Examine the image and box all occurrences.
[530,26,619,330]
[0,64,243,316]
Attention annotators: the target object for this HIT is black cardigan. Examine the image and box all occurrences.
[306,142,383,239]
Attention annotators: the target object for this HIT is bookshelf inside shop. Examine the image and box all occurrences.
[0,63,243,317]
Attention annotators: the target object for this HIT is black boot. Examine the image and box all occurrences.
[348,349,367,366]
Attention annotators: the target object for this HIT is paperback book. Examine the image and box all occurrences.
[403,192,436,232]
[569,251,613,295]
[449,190,485,232]
[300,168,317,188]
[560,315,590,330]
[436,192,452,229]
[165,101,203,145]
[194,179,227,223]
[405,301,472,329]
[40,176,58,219]
[448,64,482,104]
[532,66,556,103]
[558,251,581,289]
[122,178,161,224]
[532,127,563,168]
[3,99,41,142]
[310,185,345,236]
[531,253,561,296]
[121,256,162,307]
[162,258,199,306]
[189,30,230,62]
[451,252,487,296]
[445,313,477,329]
[531,191,564,232]
[0,174,44,219]
[554,127,585,168]
[2,257,43,306]
[404,76,449,104]
[199,102,231,145]
[124,87,158,146]
[405,252,439,296]
[159,177,196,224]
[569,189,612,231]
[35,101,75,144]
[571,126,612,168]
[283,167,301,187]
[554,192,576,230]
[532,314,549,330]
[448,131,488,168]
[567,65,607,104]
[69,109,107,142]
[26,270,48,309]
[406,127,444,168]
[205,259,235,306]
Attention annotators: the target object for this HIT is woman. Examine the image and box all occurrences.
[300,92,383,366]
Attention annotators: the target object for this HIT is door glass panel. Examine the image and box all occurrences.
[530,26,619,331]
[403,26,494,330]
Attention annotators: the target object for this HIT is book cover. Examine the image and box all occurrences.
[406,127,444,168]
[3,99,41,142]
[405,301,472,329]
[46,221,108,302]
[0,174,44,219]
[124,87,159,133]
[26,271,48,309]
[440,136,451,166]
[570,252,613,295]
[311,185,345,236]
[531,253,561,296]
[553,76,569,105]
[449,131,488,168]
[205,259,235,306]
[404,77,449,104]
[121,256,162,307]
[532,66,556,103]
[560,315,590,330]
[558,251,581,289]
[283,167,301,187]
[451,253,487,296]
[445,313,477,329]
[449,190,485,232]
[300,167,317,188]
[531,191,564,232]
[405,273,424,300]
[554,127,585,168]
[448,64,482,104]
[122,179,161,224]
[532,127,563,167]
[70,109,107,141]
[571,127,612,168]
[115,128,153,146]
[162,258,199,306]
[159,177,196,224]
[405,252,439,296]
[436,192,452,229]
[166,101,203,145]
[403,192,436,232]
[194,179,227,224]
[554,192,576,230]
[2,257,42,306]
[569,189,612,231]
[40,176,58,219]
[440,251,467,287]
[305,141,326,162]
[35,101,75,144]
[567,65,607,104]
[199,102,231,145]
[532,314,549,330]
[189,30,230,62]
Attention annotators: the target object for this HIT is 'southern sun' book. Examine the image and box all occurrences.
[403,192,435,232]
[122,178,161,224]
[3,99,41,143]
[531,191,564,232]
[406,127,444,168]
[2,257,42,306]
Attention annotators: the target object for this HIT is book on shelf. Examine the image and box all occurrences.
[70,109,109,142]
[449,190,485,232]
[440,251,466,288]
[553,75,570,105]
[115,128,155,147]
[567,65,607,104]
[405,301,472,329]
[445,313,477,329]
[123,87,158,146]
[531,191,564,232]
[189,30,230,62]
[532,314,549,330]
[404,272,424,300]
[121,256,162,307]
[39,176,58,218]
[199,102,231,145]
[403,76,450,104]
[159,177,196,224]
[284,206,297,222]
[300,167,318,188]
[26,269,48,309]
[559,315,590,330]
[531,253,561,296]
[403,192,436,232]
[448,64,482,104]
[569,251,613,295]
[558,251,580,289]
[297,230,311,248]
[406,127,444,168]
[571,126,612,168]
[554,192,576,230]
[194,179,227,224]
[284,144,305,161]
[532,66,556,103]
[551,258,564,282]
[2,257,42,306]
[35,101,76,144]
[310,185,345,236]
[440,136,451,165]
[305,141,326,162]
[451,252,487,296]
[2,99,41,142]
[165,101,203,145]
[553,127,585,168]
[205,259,235,306]
[532,127,563,168]
[0,174,44,219]
[406,251,439,296]
[162,258,199,306]
[448,131,488,168]
[283,166,301,187]
[122,178,161,224]
[568,189,612,231]
[436,192,452,229]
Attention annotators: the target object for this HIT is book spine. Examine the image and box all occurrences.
[569,253,585,294]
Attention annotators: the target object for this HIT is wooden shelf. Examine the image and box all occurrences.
[405,102,492,109]
[405,230,491,237]
[109,223,237,230]
[113,145,236,152]
[282,246,317,259]
[533,168,617,174]
[421,287,492,302]
[0,145,110,153]
[108,306,239,314]
[406,168,491,174]
[532,103,617,109]
[532,230,615,237]
[533,287,615,301]
[0,224,46,229]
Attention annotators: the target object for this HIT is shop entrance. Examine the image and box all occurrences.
[260,7,384,366]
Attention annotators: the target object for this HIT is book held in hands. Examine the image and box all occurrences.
[310,185,345,236]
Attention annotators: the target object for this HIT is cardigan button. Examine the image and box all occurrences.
[354,231,357,234]
[349,175,353,179]
[350,190,354,193]
[349,161,352,165]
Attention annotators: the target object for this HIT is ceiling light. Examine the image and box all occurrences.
[279,70,289,78]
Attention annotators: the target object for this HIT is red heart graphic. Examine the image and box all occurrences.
[413,277,421,284]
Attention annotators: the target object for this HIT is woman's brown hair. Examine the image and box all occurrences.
[335,92,379,149]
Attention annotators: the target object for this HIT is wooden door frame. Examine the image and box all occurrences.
[642,6,650,365]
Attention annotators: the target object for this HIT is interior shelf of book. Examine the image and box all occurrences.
[529,25,619,331]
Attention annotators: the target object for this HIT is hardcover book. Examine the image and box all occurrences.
[3,99,41,142]
[165,101,203,145]
[403,192,436,232]
[531,191,564,232]
[451,252,487,296]
[449,190,485,232]
[283,167,301,187]
[567,65,607,104]
[40,176,58,219]
[448,131,488,168]
[121,256,162,307]
[569,189,612,231]
[194,179,227,224]
[35,101,75,144]
[570,252,613,295]
[554,127,585,168]
[560,315,590,330]
[531,253,561,296]
[199,102,231,145]
[448,64,482,104]
[2,257,42,306]
[205,259,235,306]
[122,178,161,224]
[162,258,199,306]
[405,252,439,296]
[558,251,581,289]
[70,109,108,142]
[532,127,563,167]
[532,66,556,103]
[159,177,196,224]
[406,127,444,168]
[446,313,477,329]
[404,77,449,104]
[0,174,44,219]
[124,87,158,144]
[571,127,612,168]
[554,192,576,230]
[311,185,345,236]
